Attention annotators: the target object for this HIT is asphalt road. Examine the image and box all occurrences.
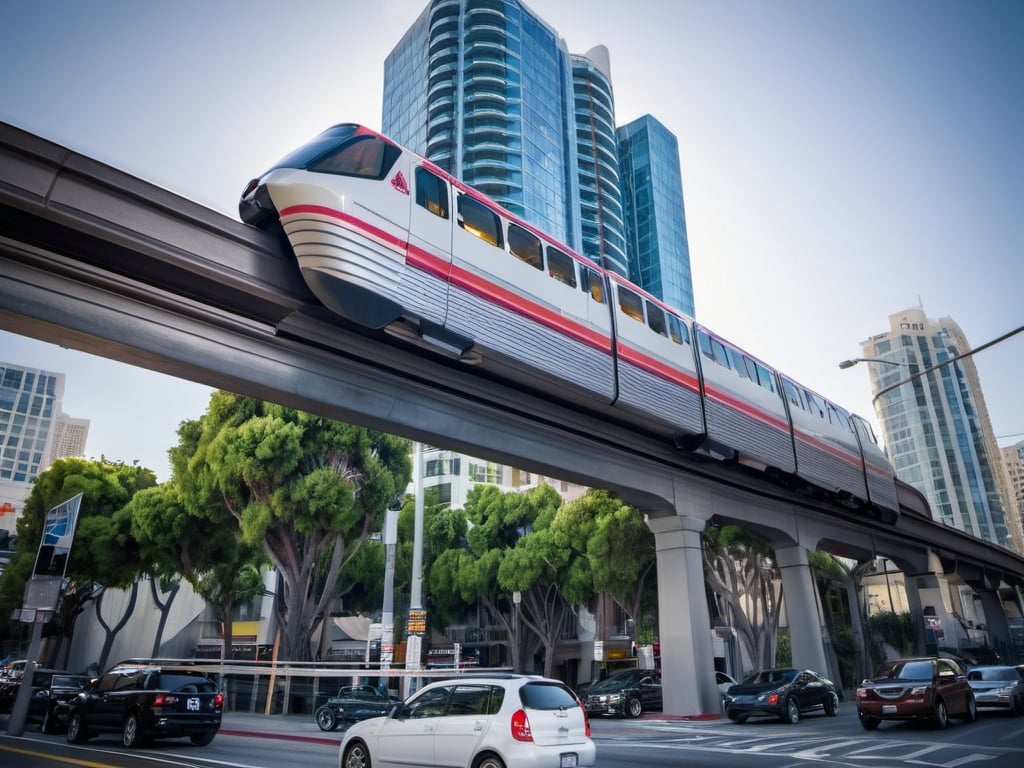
[2,700,1024,767]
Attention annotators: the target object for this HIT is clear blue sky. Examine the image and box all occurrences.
[1,0,1021,481]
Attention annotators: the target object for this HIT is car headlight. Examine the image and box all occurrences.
[909,686,930,695]
[608,693,623,702]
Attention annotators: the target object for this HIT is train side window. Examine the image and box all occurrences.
[646,301,668,337]
[546,246,577,287]
[667,315,685,345]
[457,194,503,248]
[580,267,605,303]
[711,339,731,370]
[755,363,778,394]
[618,286,644,323]
[415,167,449,219]
[508,223,543,269]
[805,390,827,419]
[728,348,751,380]
[828,403,852,431]
[312,136,397,179]
[698,330,714,361]
[783,379,805,409]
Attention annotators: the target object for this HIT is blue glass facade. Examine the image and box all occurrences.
[864,309,1011,548]
[0,362,61,483]
[384,0,576,246]
[617,115,694,318]
[384,1,693,310]
[572,47,628,276]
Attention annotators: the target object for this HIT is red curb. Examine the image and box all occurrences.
[219,728,341,747]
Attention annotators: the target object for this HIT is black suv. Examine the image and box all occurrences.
[66,665,222,747]
[583,668,662,718]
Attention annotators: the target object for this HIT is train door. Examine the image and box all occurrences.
[851,414,900,521]
[405,163,454,326]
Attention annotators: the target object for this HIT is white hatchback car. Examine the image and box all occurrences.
[338,674,595,768]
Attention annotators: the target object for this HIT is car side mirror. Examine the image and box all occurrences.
[390,702,410,719]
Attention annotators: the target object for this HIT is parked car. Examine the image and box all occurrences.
[966,665,1024,715]
[66,664,223,747]
[315,684,397,731]
[855,656,977,729]
[338,674,595,768]
[716,671,737,697]
[583,667,661,718]
[724,668,840,724]
[0,667,91,732]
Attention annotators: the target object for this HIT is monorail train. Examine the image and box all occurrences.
[239,124,899,521]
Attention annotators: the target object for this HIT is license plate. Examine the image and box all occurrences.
[561,753,578,768]
[187,697,201,712]
[882,705,897,714]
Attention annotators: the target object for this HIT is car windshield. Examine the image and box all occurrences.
[879,660,933,680]
[967,666,1022,682]
[588,670,647,692]
[742,669,797,685]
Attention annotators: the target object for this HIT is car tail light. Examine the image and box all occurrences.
[511,709,533,742]
[580,701,591,737]
[767,693,780,705]
[242,178,260,198]
[214,693,224,708]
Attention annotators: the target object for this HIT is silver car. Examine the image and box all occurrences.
[966,665,1024,714]
[339,674,595,768]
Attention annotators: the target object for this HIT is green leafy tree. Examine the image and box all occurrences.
[126,482,266,660]
[702,524,782,671]
[428,484,581,676]
[0,458,156,667]
[171,391,411,661]
[550,489,655,639]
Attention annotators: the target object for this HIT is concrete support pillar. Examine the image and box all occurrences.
[975,588,1010,659]
[904,571,946,656]
[646,515,719,716]
[775,545,828,675]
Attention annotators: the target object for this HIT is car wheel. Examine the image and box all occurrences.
[961,693,977,723]
[342,739,372,768]
[626,697,643,718]
[824,691,839,717]
[780,697,800,724]
[67,712,89,743]
[122,712,144,748]
[858,710,880,731]
[190,731,216,746]
[933,698,949,729]
[474,753,506,768]
[315,705,338,731]
[727,711,748,724]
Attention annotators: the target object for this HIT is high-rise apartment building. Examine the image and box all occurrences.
[383,0,692,305]
[571,46,628,277]
[1001,440,1024,552]
[383,0,578,248]
[0,361,89,530]
[617,115,695,317]
[859,307,1019,551]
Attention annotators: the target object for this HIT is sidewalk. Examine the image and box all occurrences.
[220,711,343,746]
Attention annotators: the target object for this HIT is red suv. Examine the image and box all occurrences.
[856,657,977,729]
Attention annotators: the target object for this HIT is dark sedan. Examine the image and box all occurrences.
[583,668,662,718]
[724,668,840,724]
[0,667,91,732]
[313,684,396,731]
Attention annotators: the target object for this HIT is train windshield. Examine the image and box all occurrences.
[267,124,362,172]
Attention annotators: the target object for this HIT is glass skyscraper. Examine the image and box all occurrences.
[617,115,694,318]
[383,0,578,247]
[383,0,690,295]
[860,307,1016,550]
[571,46,628,277]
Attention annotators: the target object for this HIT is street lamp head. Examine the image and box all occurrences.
[838,359,858,370]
